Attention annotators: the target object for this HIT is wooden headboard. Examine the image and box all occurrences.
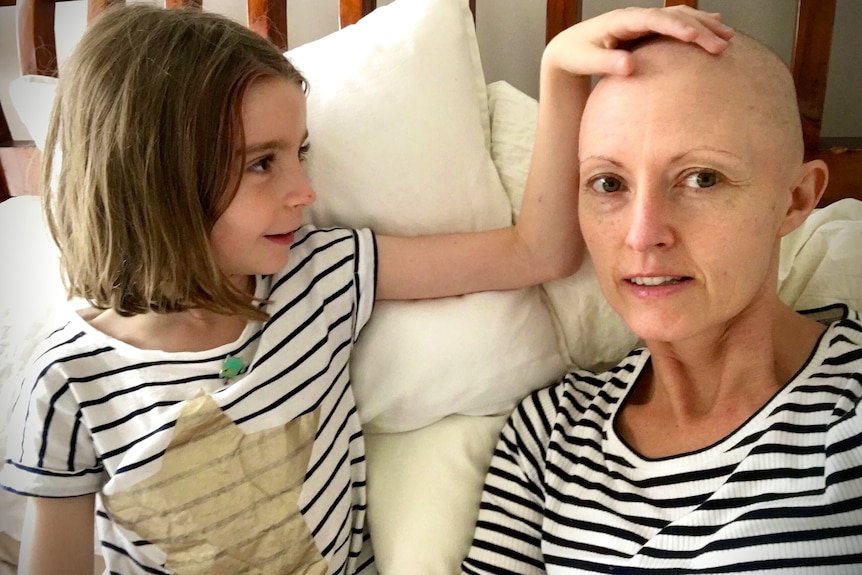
[1,0,861,207]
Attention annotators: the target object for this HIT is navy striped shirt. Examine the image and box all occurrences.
[463,305,862,574]
[2,226,377,575]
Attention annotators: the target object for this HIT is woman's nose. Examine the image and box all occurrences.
[625,186,674,251]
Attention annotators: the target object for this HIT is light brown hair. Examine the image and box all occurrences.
[43,4,307,320]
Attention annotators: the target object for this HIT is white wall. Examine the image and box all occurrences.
[2,0,860,141]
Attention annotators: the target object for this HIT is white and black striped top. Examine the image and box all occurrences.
[463,305,862,575]
[2,226,377,575]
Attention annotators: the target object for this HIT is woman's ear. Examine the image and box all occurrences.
[778,158,829,237]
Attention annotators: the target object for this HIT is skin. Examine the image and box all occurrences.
[19,8,735,574]
[578,35,829,457]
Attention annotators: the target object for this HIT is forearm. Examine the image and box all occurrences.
[375,53,590,301]
[19,495,95,575]
[514,57,591,282]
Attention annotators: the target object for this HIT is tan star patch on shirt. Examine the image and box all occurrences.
[103,393,326,575]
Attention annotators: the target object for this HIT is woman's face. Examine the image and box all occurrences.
[577,46,801,345]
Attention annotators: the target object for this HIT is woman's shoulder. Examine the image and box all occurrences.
[801,302,861,328]
[804,303,862,365]
[518,348,648,422]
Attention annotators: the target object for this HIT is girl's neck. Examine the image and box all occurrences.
[84,306,250,353]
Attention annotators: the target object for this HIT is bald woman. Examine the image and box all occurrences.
[462,7,861,575]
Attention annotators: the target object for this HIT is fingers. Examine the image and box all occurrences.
[544,6,735,79]
[604,6,734,55]
[649,6,734,53]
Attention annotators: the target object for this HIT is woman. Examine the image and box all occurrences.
[462,11,861,575]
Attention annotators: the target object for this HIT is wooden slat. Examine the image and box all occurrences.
[546,0,579,44]
[18,0,58,76]
[0,145,41,199]
[248,0,287,50]
[0,164,10,203]
[0,99,12,201]
[165,0,202,8]
[664,0,698,7]
[810,145,862,207]
[87,0,124,22]
[791,0,836,155]
[339,0,376,28]
[338,0,475,28]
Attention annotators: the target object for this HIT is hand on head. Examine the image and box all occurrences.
[544,6,734,77]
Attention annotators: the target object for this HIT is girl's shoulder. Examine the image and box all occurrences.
[290,225,374,254]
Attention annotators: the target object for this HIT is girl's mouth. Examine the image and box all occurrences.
[265,231,295,245]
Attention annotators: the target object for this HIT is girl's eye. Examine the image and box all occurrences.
[299,141,311,161]
[590,176,624,194]
[249,155,274,173]
[683,170,720,189]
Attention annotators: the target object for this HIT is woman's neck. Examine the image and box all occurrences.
[616,303,826,458]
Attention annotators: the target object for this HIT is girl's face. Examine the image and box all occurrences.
[210,77,315,287]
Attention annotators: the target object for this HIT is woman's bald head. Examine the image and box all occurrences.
[587,33,804,172]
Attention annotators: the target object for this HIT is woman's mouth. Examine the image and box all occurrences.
[628,276,687,286]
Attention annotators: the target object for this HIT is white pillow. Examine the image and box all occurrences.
[0,197,72,540]
[8,74,58,151]
[8,0,566,433]
[487,80,638,371]
[285,0,566,432]
[365,413,508,574]
[289,0,503,235]
[779,198,862,311]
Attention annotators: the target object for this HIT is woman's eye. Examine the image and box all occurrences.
[683,170,720,189]
[590,176,623,194]
[299,141,311,161]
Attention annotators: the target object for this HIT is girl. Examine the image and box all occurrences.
[0,4,731,574]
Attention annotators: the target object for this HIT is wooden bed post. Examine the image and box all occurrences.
[88,0,126,22]
[248,0,288,50]
[17,0,58,77]
[0,105,13,202]
[545,0,579,43]
[339,0,376,29]
[0,106,40,199]
[791,0,836,155]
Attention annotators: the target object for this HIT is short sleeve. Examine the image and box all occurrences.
[1,360,103,498]
[352,227,377,338]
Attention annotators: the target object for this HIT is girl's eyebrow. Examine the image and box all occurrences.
[243,139,287,156]
[243,131,309,156]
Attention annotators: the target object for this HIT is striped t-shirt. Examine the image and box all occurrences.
[463,305,862,574]
[2,226,377,575]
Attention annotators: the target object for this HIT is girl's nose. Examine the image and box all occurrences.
[288,170,316,208]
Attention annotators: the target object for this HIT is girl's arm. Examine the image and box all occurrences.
[375,6,733,301]
[19,495,95,575]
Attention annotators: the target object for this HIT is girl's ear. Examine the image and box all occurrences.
[778,158,829,237]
